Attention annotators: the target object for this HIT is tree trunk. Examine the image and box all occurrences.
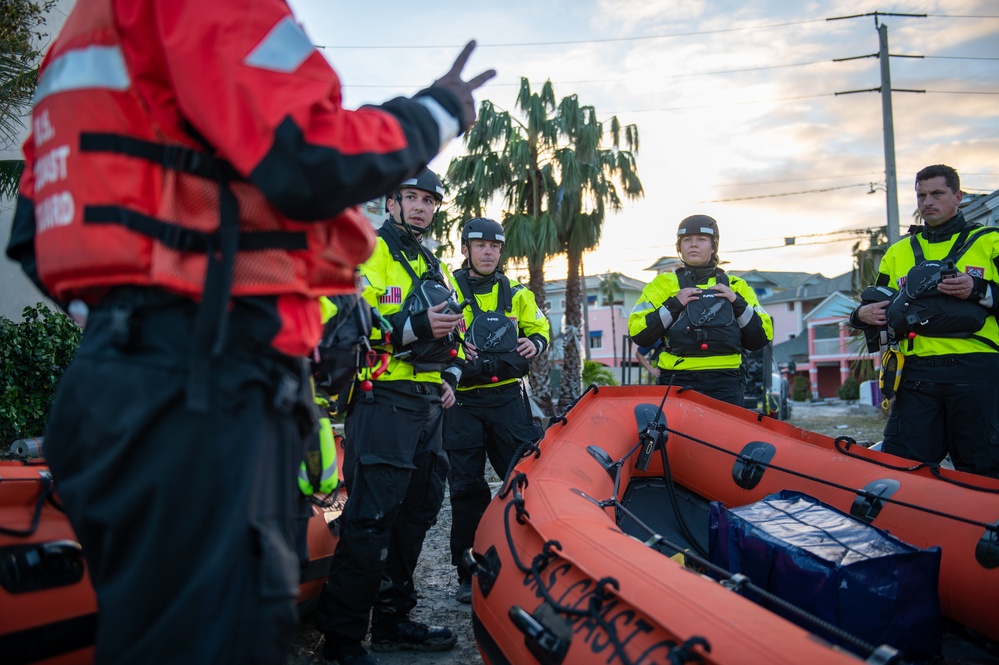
[580,255,591,362]
[558,249,583,411]
[526,257,553,415]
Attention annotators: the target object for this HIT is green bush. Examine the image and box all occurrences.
[838,375,861,401]
[791,375,810,402]
[0,303,82,445]
[582,360,618,387]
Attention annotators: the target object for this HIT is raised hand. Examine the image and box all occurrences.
[430,41,496,133]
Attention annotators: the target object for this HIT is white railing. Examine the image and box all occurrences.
[811,337,843,356]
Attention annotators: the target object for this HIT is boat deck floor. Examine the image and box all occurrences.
[617,477,999,665]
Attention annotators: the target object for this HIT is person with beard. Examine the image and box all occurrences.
[851,165,999,477]
[444,217,549,603]
[629,214,772,405]
[315,168,466,665]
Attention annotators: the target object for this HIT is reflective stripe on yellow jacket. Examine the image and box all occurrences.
[628,271,773,371]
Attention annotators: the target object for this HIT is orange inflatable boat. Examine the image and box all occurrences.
[469,385,999,665]
[0,441,345,665]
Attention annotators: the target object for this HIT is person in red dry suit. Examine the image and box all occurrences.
[4,2,494,663]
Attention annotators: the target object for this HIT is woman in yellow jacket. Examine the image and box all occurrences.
[629,215,772,406]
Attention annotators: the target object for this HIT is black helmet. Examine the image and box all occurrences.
[389,167,444,237]
[397,168,444,202]
[461,217,505,245]
[676,214,719,244]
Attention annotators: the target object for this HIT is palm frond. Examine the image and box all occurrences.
[0,159,25,200]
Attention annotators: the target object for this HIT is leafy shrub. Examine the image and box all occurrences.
[838,375,861,401]
[791,375,811,402]
[582,360,618,387]
[0,303,82,445]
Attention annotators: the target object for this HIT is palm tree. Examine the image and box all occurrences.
[447,79,565,413]
[554,104,643,410]
[599,272,624,368]
[1,2,55,199]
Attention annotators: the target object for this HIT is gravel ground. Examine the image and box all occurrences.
[286,398,885,665]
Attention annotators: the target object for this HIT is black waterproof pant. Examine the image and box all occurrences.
[658,368,744,407]
[443,382,542,580]
[43,290,314,665]
[883,379,999,477]
[315,385,448,647]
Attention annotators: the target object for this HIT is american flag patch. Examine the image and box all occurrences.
[379,286,403,304]
[457,319,467,333]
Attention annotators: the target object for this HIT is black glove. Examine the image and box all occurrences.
[663,296,684,317]
[731,294,748,317]
[970,276,991,301]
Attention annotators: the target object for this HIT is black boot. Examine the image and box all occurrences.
[370,618,457,652]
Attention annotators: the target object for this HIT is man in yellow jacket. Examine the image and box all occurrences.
[444,218,549,603]
[316,169,465,664]
[851,164,999,477]
[629,215,772,406]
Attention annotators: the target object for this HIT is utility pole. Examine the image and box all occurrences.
[877,22,902,247]
[830,11,926,247]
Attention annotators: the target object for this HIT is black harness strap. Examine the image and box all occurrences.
[78,132,305,411]
[905,226,999,354]
[83,207,307,251]
[676,267,729,290]
[378,223,447,288]
[454,270,512,317]
[80,133,243,180]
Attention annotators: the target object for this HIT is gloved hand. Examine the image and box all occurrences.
[421,41,496,134]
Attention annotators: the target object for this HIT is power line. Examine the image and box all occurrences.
[319,12,999,51]
[701,184,868,203]
[341,53,996,90]
[713,172,883,188]
[926,55,999,61]
[725,236,867,254]
[317,18,829,50]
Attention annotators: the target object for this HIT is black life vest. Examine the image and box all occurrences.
[379,226,460,372]
[666,269,742,357]
[885,227,993,341]
[454,271,529,385]
[312,294,374,396]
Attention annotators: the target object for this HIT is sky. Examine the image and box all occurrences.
[288,0,999,284]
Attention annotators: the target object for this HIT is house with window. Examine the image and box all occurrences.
[760,271,876,399]
[544,273,648,369]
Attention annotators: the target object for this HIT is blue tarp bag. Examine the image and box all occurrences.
[708,490,942,661]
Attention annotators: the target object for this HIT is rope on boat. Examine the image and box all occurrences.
[668,426,999,534]
[499,471,712,665]
[834,436,999,495]
[547,384,600,428]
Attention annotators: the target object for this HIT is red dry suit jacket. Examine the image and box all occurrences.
[6,0,462,356]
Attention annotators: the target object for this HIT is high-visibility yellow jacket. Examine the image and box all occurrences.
[629,269,772,372]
